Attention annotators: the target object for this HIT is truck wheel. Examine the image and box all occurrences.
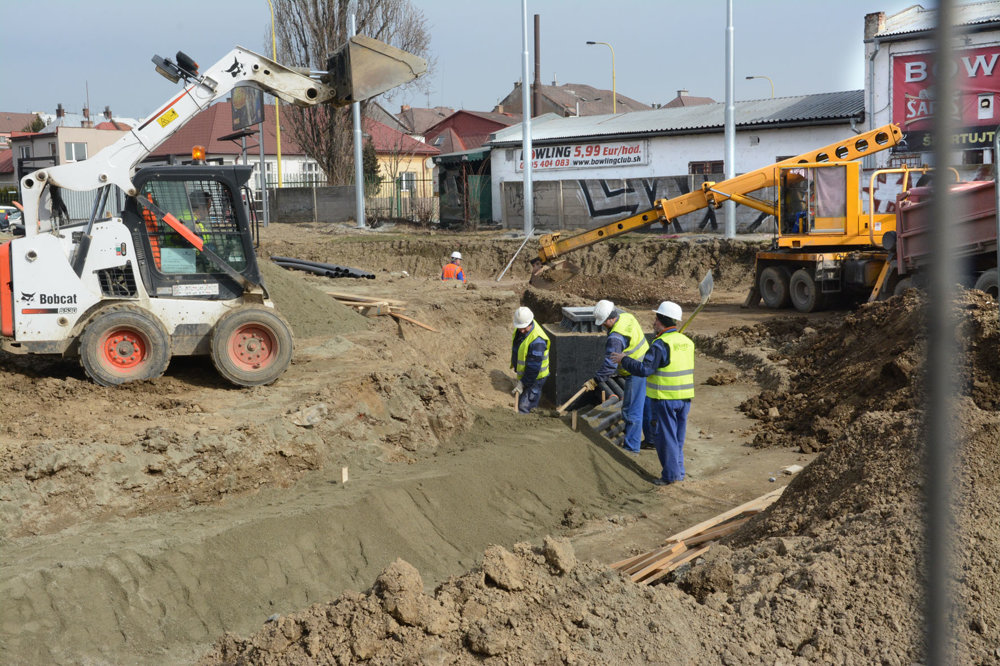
[789,269,824,313]
[80,307,171,386]
[759,266,791,309]
[974,269,999,299]
[893,278,914,297]
[211,307,293,387]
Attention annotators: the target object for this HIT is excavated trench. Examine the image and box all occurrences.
[13,226,994,664]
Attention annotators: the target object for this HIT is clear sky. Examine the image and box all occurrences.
[2,0,930,122]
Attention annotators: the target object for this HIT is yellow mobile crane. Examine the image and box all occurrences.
[531,123,905,312]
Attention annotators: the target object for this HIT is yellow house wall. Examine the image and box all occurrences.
[374,152,435,198]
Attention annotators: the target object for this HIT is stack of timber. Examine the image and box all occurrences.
[326,291,438,332]
[610,486,786,585]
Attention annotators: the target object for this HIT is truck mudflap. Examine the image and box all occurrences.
[0,240,11,337]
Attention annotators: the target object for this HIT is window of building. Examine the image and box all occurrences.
[19,145,31,159]
[433,136,444,147]
[64,142,88,162]
[303,161,323,184]
[399,171,416,192]
[688,160,723,175]
[50,143,57,156]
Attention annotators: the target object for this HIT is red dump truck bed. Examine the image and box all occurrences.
[896,180,998,275]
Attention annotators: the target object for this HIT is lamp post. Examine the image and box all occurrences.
[745,75,774,98]
[267,0,283,186]
[586,40,616,113]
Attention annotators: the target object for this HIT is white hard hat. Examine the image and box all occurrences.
[451,251,462,260]
[653,301,683,321]
[513,306,534,328]
[593,300,615,326]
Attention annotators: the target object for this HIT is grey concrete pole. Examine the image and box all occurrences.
[724,0,735,238]
[521,0,533,236]
[350,14,366,229]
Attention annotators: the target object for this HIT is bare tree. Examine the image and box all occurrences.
[272,0,433,185]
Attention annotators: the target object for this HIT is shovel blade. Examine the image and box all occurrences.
[698,270,715,303]
[529,259,580,289]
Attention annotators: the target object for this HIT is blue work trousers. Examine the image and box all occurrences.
[620,374,645,452]
[648,398,691,483]
[517,377,547,414]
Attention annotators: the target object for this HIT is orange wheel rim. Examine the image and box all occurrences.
[228,323,277,371]
[101,328,148,371]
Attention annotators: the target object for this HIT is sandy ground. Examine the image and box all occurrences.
[2,223,995,664]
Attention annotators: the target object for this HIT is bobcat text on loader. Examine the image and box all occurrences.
[2,38,425,386]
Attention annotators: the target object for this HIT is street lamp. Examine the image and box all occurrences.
[745,75,774,99]
[267,0,283,186]
[586,40,616,113]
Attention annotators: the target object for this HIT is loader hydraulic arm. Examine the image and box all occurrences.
[535,123,903,264]
[20,37,426,236]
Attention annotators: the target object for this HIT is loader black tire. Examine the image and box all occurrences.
[759,266,791,309]
[210,307,293,387]
[80,306,171,386]
[974,268,999,299]
[789,269,824,313]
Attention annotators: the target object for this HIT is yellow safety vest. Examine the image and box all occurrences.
[646,330,695,400]
[513,323,550,380]
[609,312,649,377]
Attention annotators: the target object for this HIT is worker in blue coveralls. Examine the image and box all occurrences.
[611,301,694,485]
[510,306,550,414]
[592,300,649,455]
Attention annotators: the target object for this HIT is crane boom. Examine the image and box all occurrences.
[535,124,903,264]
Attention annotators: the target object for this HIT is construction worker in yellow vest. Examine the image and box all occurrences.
[611,301,693,485]
[593,300,649,454]
[510,306,550,414]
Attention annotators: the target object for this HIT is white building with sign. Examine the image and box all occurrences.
[865,4,1000,163]
[488,93,867,231]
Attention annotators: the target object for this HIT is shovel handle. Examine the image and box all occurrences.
[678,301,707,333]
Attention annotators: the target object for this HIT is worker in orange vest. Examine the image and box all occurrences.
[441,251,465,282]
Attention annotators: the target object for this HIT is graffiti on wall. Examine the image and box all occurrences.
[576,178,663,218]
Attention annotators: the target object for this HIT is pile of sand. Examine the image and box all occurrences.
[260,260,369,338]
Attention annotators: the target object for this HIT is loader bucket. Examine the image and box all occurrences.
[529,258,581,289]
[324,35,428,104]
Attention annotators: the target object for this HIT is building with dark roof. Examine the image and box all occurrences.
[498,81,650,117]
[396,105,455,136]
[661,90,716,109]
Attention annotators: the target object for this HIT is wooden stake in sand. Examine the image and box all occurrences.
[341,467,349,484]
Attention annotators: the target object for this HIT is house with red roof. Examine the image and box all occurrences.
[423,110,520,153]
[363,117,438,199]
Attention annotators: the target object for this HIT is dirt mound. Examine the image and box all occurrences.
[724,289,1000,452]
[201,539,709,665]
[198,282,1000,664]
[261,260,368,338]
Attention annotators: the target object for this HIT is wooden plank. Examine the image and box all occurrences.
[615,541,684,574]
[326,291,406,306]
[638,544,712,585]
[682,516,752,548]
[663,486,785,544]
[389,312,438,333]
[629,543,688,581]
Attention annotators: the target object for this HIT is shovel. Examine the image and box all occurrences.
[678,270,714,333]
